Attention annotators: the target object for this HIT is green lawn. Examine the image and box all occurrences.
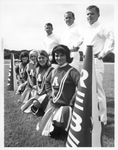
[4,63,114,147]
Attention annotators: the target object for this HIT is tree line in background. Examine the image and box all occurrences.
[4,49,115,62]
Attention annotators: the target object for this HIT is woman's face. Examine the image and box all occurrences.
[22,57,28,63]
[38,55,48,66]
[30,55,37,64]
[55,52,67,66]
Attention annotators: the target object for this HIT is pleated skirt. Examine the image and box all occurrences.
[36,101,72,136]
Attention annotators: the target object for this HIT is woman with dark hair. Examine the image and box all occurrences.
[21,50,53,116]
[15,51,29,95]
[36,44,80,137]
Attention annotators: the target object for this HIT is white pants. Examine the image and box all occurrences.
[70,51,80,71]
[95,58,107,124]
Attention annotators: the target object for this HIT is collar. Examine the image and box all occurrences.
[58,63,68,68]
[67,23,76,29]
[88,21,100,28]
[47,33,53,37]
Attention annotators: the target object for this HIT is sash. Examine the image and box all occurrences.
[52,67,73,103]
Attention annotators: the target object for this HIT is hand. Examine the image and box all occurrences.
[94,52,103,59]
[97,53,103,60]
[71,46,79,52]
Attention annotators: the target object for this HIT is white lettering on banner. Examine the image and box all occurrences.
[66,135,77,147]
[80,69,88,88]
[70,111,82,132]
[67,69,89,146]
[75,103,84,111]
[76,95,84,103]
[69,130,80,145]
[77,90,85,97]
[66,130,80,147]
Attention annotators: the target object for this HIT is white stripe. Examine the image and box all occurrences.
[76,96,83,103]
[68,130,80,145]
[66,142,70,147]
[77,90,85,97]
[65,106,72,131]
[75,103,84,111]
[67,136,77,147]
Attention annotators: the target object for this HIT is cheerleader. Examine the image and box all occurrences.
[15,51,29,95]
[21,50,53,116]
[36,44,80,137]
[19,50,38,103]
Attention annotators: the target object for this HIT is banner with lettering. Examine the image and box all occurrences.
[66,45,101,147]
[7,53,17,91]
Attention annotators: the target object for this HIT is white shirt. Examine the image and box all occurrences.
[43,33,60,55]
[82,21,114,57]
[61,23,83,50]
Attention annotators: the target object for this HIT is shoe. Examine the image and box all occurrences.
[31,106,38,114]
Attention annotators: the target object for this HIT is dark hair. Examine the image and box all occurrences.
[20,51,29,62]
[65,11,75,19]
[86,5,100,15]
[51,44,73,64]
[45,23,53,28]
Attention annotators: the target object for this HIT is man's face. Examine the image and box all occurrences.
[45,25,53,36]
[64,13,75,26]
[86,8,99,25]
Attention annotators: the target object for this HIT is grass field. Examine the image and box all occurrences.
[4,62,114,147]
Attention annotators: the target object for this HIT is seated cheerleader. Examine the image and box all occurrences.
[36,44,80,137]
[21,50,53,116]
[15,51,29,95]
[19,49,39,103]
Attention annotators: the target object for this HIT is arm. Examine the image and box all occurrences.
[69,69,80,107]
[98,26,114,59]
[45,70,53,100]
[15,65,19,75]
[70,27,84,52]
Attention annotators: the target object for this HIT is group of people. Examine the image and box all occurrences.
[15,5,114,142]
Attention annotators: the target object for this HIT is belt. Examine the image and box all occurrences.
[83,55,98,58]
[70,50,78,52]
[83,52,100,58]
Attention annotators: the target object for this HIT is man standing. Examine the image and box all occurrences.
[43,23,60,61]
[61,11,83,71]
[83,5,114,126]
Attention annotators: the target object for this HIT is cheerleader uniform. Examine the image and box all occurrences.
[15,62,28,94]
[21,66,53,116]
[36,64,80,136]
[19,61,38,103]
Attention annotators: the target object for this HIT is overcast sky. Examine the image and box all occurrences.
[1,0,117,50]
